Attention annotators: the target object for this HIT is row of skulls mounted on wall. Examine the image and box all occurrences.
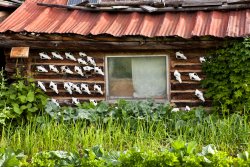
[38,81,103,95]
[36,52,103,107]
[172,51,206,112]
[36,52,104,76]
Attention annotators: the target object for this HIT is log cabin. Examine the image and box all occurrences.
[0,0,249,107]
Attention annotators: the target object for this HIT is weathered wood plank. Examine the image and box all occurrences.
[0,40,224,50]
[171,91,205,100]
[37,2,250,12]
[0,34,224,43]
[34,77,104,83]
[140,5,158,12]
[171,82,202,90]
[171,100,212,107]
[170,69,203,73]
[227,0,250,4]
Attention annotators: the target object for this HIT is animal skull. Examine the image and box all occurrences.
[94,67,104,76]
[185,106,191,112]
[174,70,182,83]
[65,52,77,61]
[200,57,206,63]
[72,97,80,105]
[89,99,97,106]
[176,51,187,60]
[80,83,91,95]
[39,52,51,60]
[37,81,46,92]
[86,56,96,66]
[51,52,64,60]
[189,73,201,81]
[83,66,94,72]
[49,81,59,94]
[37,66,48,73]
[195,89,205,102]
[79,52,87,57]
[171,108,179,112]
[49,65,59,73]
[94,84,103,95]
[51,98,60,107]
[72,84,82,94]
[77,58,88,65]
[61,66,74,74]
[64,82,73,94]
[74,66,84,76]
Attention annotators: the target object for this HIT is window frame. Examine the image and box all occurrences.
[105,53,170,103]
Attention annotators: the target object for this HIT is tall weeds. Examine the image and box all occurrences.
[0,112,249,156]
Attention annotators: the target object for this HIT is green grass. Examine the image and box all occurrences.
[0,112,250,157]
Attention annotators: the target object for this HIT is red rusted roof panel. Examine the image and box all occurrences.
[0,0,249,38]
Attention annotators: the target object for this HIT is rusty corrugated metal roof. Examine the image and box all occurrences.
[0,0,249,38]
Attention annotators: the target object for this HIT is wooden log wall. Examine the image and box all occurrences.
[6,50,105,106]
[170,49,211,107]
[5,47,212,108]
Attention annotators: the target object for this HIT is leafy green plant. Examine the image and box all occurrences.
[0,71,48,125]
[202,38,250,113]
[2,143,250,166]
[0,148,27,167]
[45,99,172,123]
[32,150,81,167]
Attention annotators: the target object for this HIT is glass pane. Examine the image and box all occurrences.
[108,56,167,99]
[108,57,133,97]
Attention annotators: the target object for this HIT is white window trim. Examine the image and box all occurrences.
[105,53,170,103]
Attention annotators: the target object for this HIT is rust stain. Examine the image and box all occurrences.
[0,0,249,38]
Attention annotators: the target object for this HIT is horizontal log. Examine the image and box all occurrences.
[171,89,205,93]
[171,64,202,70]
[171,100,211,107]
[227,0,250,4]
[171,92,204,100]
[170,69,203,73]
[30,54,104,61]
[50,97,105,106]
[171,62,202,67]
[171,90,206,103]
[86,1,164,7]
[33,78,105,83]
[0,34,225,43]
[36,82,104,88]
[170,72,205,81]
[170,80,202,84]
[33,74,104,81]
[0,40,224,50]
[31,61,104,66]
[46,92,104,97]
[37,2,250,12]
[171,82,202,90]
[50,96,105,102]
[182,1,223,7]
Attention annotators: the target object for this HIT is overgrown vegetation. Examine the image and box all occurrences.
[202,38,250,113]
[0,71,47,125]
[45,99,171,123]
[1,143,250,166]
[1,103,249,158]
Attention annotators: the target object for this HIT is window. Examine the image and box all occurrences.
[106,54,168,101]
